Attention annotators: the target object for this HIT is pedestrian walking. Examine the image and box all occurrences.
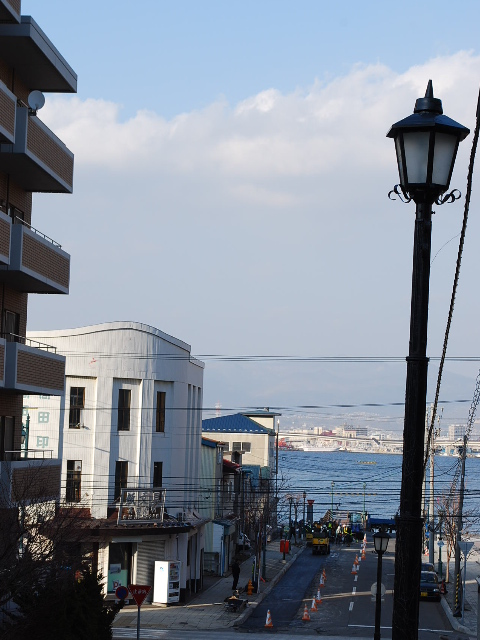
[231,560,240,591]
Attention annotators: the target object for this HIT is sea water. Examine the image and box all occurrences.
[276,450,480,532]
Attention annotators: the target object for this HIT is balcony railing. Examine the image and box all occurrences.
[0,218,70,293]
[0,107,74,193]
[1,334,57,352]
[6,449,53,461]
[4,339,65,395]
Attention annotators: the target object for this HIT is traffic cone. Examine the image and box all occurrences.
[363,533,367,544]
[319,575,324,587]
[351,563,357,575]
[265,609,273,627]
[315,588,322,604]
[361,550,366,561]
[311,597,318,612]
[247,579,253,596]
[354,555,359,565]
[322,569,327,582]
[302,604,310,621]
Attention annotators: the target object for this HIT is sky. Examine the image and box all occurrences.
[21,0,480,431]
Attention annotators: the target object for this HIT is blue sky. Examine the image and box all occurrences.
[21,0,480,430]
[23,0,480,118]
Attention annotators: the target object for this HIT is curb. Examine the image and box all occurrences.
[233,545,305,626]
[440,595,476,637]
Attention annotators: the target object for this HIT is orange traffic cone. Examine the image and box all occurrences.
[247,579,253,596]
[315,588,322,604]
[302,604,310,621]
[351,563,357,575]
[311,597,318,612]
[354,555,359,565]
[265,609,273,627]
[363,533,367,543]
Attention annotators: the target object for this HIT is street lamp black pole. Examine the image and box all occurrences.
[387,81,469,640]
[373,531,390,640]
[302,491,306,540]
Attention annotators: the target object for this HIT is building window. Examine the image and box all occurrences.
[118,389,131,431]
[153,461,163,487]
[156,391,166,433]
[242,442,251,453]
[66,460,82,502]
[232,442,242,451]
[114,461,128,500]
[69,387,85,428]
[3,310,19,342]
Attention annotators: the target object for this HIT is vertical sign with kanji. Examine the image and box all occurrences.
[128,584,151,639]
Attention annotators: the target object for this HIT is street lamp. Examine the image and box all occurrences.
[373,531,390,640]
[302,491,306,540]
[387,81,469,640]
[331,481,335,516]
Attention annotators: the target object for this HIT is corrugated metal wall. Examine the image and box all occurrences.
[135,539,166,600]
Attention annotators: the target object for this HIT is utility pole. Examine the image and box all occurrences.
[454,435,467,615]
[429,425,435,565]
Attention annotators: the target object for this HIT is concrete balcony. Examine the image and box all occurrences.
[0,16,76,92]
[0,210,11,265]
[0,220,70,293]
[0,80,16,143]
[4,339,65,395]
[0,456,61,505]
[0,107,74,193]
[0,337,5,389]
[0,0,20,24]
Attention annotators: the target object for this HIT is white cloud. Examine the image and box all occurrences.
[40,51,480,195]
[30,51,480,412]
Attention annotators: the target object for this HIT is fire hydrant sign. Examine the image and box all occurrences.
[128,584,151,607]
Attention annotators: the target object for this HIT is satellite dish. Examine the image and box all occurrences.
[27,90,45,112]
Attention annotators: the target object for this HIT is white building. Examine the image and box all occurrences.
[448,424,466,441]
[24,322,206,601]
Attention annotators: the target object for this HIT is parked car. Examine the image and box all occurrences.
[420,571,440,601]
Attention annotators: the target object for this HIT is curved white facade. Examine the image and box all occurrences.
[26,321,204,519]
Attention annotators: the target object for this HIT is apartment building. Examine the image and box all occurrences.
[25,321,206,601]
[0,1,76,509]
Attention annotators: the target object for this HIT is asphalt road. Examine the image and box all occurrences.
[240,538,456,638]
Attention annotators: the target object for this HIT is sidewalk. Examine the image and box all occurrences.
[440,543,480,638]
[112,538,305,632]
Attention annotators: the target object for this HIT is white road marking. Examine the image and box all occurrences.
[352,587,356,595]
[349,601,354,611]
[354,574,358,582]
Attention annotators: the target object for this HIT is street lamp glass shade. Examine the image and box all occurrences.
[387,80,469,203]
[373,531,390,554]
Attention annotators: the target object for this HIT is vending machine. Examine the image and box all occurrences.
[153,560,181,604]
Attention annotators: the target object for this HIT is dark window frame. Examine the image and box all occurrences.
[156,391,166,433]
[118,389,131,431]
[66,460,82,503]
[69,386,85,428]
[114,460,128,501]
[153,461,163,488]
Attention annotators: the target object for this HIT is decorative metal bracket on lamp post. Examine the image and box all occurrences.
[373,531,390,640]
[387,81,469,640]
